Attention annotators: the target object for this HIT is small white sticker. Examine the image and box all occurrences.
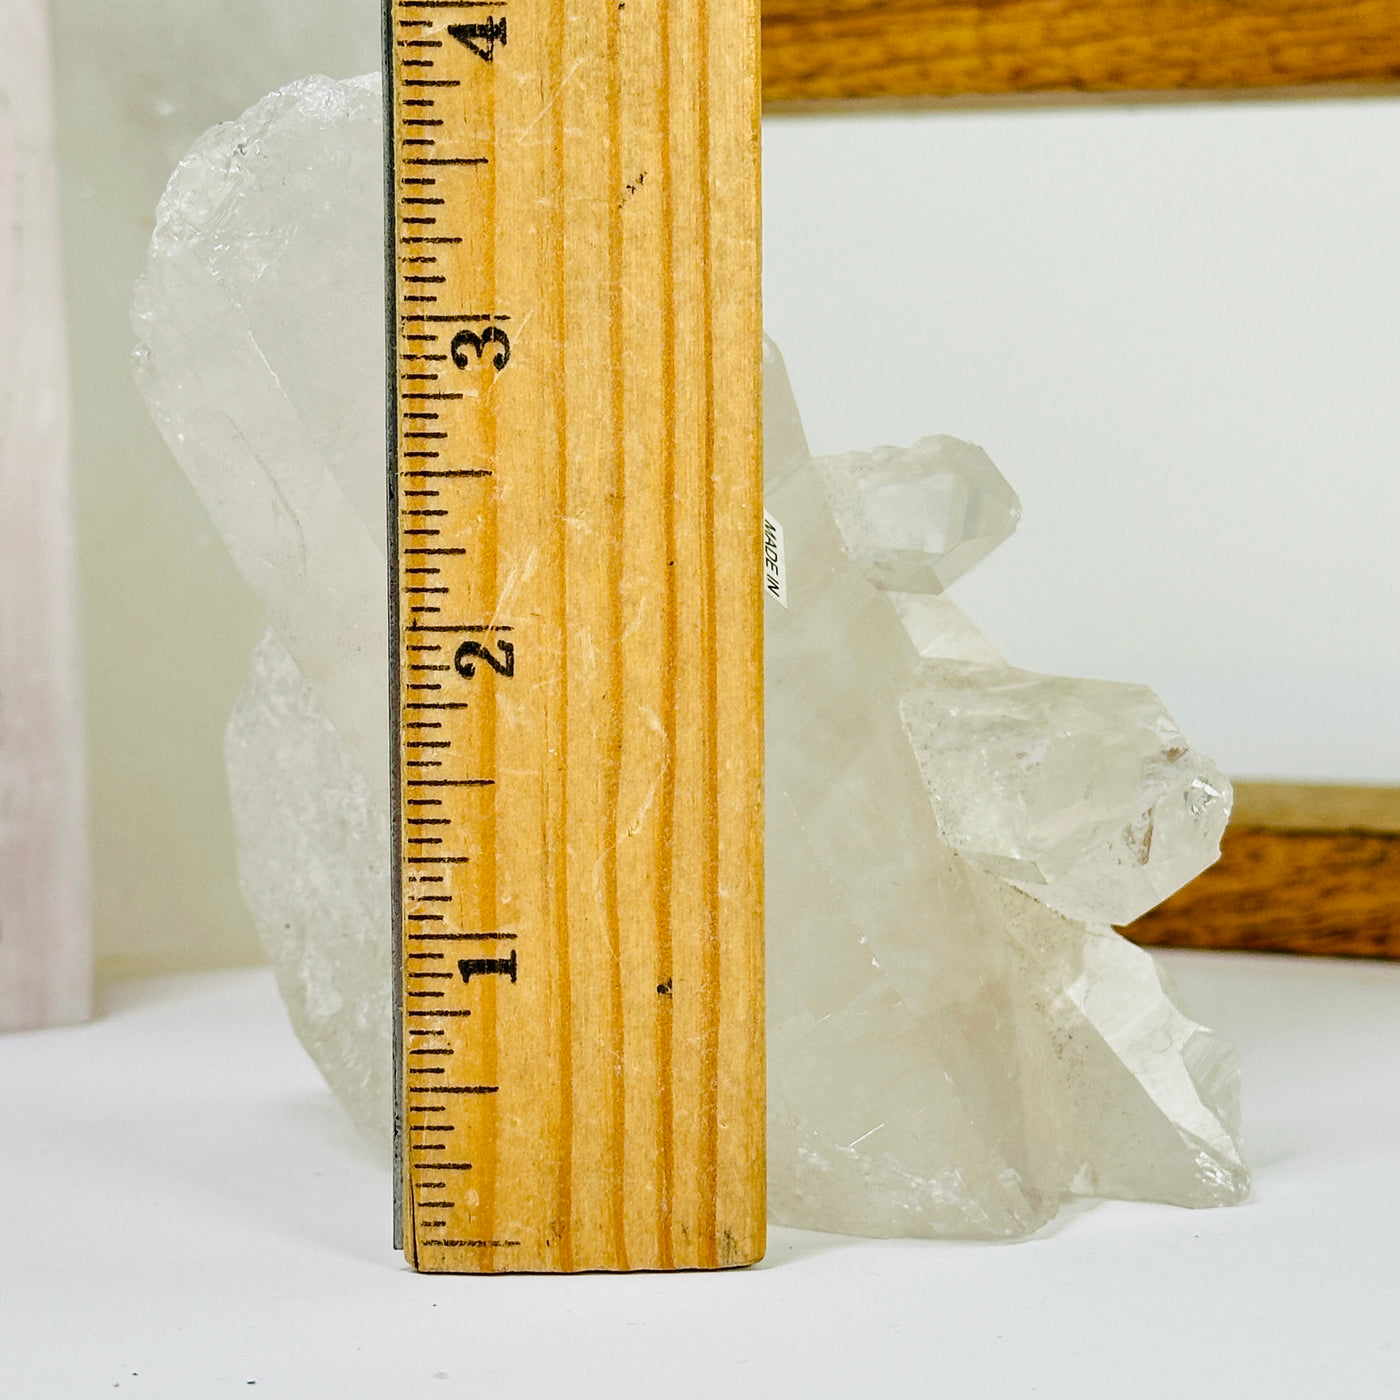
[763,509,788,608]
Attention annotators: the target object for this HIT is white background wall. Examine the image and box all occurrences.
[45,0,1400,973]
[764,99,1400,786]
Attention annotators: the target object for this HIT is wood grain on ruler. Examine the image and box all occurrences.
[760,0,1400,105]
[389,0,764,1272]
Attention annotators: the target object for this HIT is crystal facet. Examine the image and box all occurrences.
[225,630,390,1128]
[900,663,1232,926]
[134,74,1249,1235]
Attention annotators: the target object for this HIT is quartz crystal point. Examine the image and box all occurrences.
[815,436,1021,594]
[134,74,1249,1236]
[900,664,1232,927]
[131,74,389,814]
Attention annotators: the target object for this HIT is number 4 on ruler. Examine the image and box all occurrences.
[448,18,507,63]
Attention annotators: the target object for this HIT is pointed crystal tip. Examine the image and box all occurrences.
[815,435,1022,594]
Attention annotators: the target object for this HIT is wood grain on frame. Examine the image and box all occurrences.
[761,0,1400,105]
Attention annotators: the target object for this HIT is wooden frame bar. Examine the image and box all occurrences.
[761,0,1400,106]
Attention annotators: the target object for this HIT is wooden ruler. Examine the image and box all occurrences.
[385,0,764,1272]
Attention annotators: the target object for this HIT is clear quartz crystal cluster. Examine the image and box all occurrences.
[764,342,1244,1234]
[134,74,1249,1238]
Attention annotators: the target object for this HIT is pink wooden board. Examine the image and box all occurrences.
[0,0,91,1031]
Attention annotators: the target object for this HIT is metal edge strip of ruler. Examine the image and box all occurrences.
[384,0,765,1272]
[382,0,406,1256]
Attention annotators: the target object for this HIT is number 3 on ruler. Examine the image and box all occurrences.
[451,326,511,371]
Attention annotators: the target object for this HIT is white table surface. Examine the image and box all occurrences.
[3,950,1397,1398]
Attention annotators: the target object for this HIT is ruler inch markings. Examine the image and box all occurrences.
[387,0,762,1273]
